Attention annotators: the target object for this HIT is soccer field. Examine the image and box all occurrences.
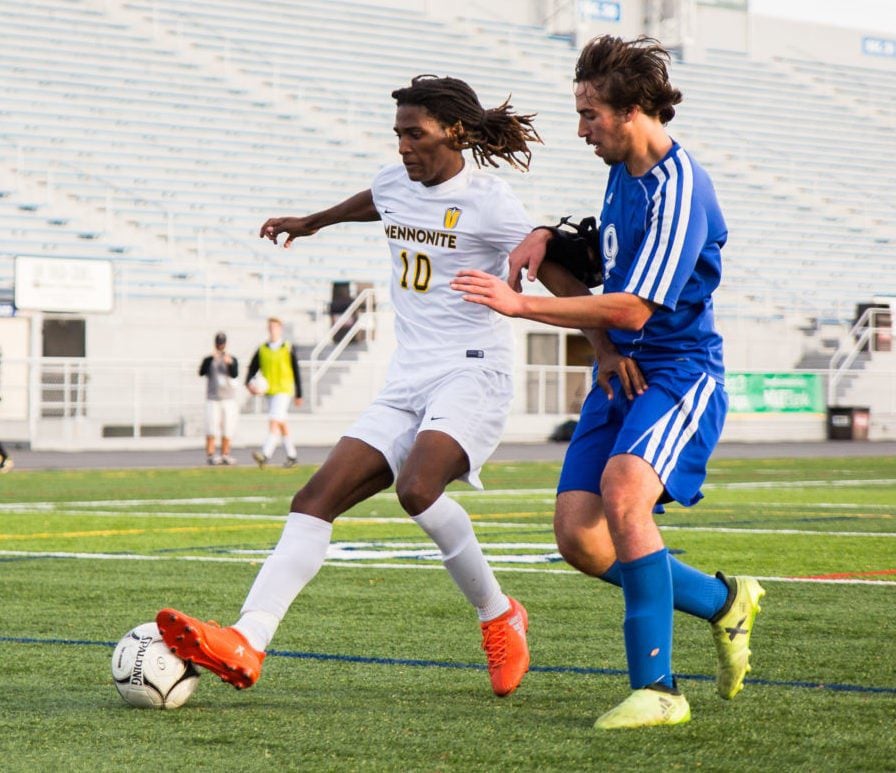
[1,456,894,772]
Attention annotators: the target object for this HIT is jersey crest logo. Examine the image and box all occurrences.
[443,207,462,230]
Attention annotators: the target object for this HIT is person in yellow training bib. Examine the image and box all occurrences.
[246,317,302,468]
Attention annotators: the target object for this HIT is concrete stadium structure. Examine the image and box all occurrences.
[0,0,893,450]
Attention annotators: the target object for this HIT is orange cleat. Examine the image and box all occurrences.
[480,597,530,697]
[156,608,265,690]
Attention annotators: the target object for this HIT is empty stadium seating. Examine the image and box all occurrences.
[1,0,894,329]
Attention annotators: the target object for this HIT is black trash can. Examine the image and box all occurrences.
[827,407,870,440]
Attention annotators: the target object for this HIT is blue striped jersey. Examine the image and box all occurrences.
[599,142,727,379]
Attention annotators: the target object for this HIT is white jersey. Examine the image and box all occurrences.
[371,162,532,376]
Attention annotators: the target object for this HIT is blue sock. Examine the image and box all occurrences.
[601,557,728,621]
[599,562,623,586]
[619,548,674,690]
[669,559,729,619]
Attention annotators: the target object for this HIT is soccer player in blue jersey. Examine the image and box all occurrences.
[452,35,765,729]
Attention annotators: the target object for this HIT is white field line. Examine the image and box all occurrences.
[704,479,896,490]
[0,509,289,521]
[1,503,894,537]
[660,526,896,538]
[0,496,274,511]
[3,476,895,513]
[1,507,892,538]
[2,549,894,586]
[757,502,895,510]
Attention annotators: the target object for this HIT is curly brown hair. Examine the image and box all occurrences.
[575,36,682,124]
[391,74,541,171]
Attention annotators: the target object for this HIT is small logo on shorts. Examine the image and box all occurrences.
[466,350,484,358]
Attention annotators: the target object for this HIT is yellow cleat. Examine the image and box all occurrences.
[711,574,766,699]
[595,687,691,730]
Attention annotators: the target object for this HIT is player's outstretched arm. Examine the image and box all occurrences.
[453,269,656,331]
[259,189,380,248]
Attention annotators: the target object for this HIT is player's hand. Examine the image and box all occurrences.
[293,397,303,407]
[451,269,526,317]
[259,217,319,247]
[595,351,647,401]
[507,229,552,292]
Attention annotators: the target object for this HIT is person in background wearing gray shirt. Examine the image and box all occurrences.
[199,332,239,465]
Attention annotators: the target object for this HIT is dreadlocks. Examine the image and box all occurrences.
[391,75,541,172]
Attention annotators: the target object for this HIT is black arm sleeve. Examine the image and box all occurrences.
[290,347,302,399]
[199,356,212,377]
[227,357,238,379]
[245,351,260,385]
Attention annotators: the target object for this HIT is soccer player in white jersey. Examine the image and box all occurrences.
[453,37,765,728]
[157,76,540,697]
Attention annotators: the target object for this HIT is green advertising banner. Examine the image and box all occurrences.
[727,372,824,414]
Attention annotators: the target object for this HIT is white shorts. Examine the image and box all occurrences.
[267,392,293,421]
[344,367,513,490]
[204,399,238,438]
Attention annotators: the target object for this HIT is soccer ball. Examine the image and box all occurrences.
[111,622,200,709]
[248,372,268,395]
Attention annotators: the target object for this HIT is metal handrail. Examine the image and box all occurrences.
[308,288,377,408]
[827,306,891,404]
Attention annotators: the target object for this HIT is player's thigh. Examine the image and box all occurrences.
[396,430,470,513]
[418,367,513,490]
[600,453,666,517]
[292,436,394,519]
[557,385,622,496]
[343,397,420,482]
[614,371,726,507]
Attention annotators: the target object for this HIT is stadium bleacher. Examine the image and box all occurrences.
[1,0,894,327]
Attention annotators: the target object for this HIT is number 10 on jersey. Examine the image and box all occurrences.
[399,250,432,292]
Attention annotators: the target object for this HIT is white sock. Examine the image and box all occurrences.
[233,610,280,653]
[261,434,279,459]
[412,495,509,622]
[282,436,297,458]
[233,512,332,651]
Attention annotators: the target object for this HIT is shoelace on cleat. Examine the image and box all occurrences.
[482,623,510,667]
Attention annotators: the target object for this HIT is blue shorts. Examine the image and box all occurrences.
[557,369,727,507]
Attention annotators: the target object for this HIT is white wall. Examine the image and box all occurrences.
[0,316,30,420]
[749,15,896,69]
[348,0,896,74]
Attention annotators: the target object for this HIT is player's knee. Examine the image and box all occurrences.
[554,525,613,577]
[554,526,586,568]
[290,476,335,519]
[599,476,636,527]
[395,475,441,516]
